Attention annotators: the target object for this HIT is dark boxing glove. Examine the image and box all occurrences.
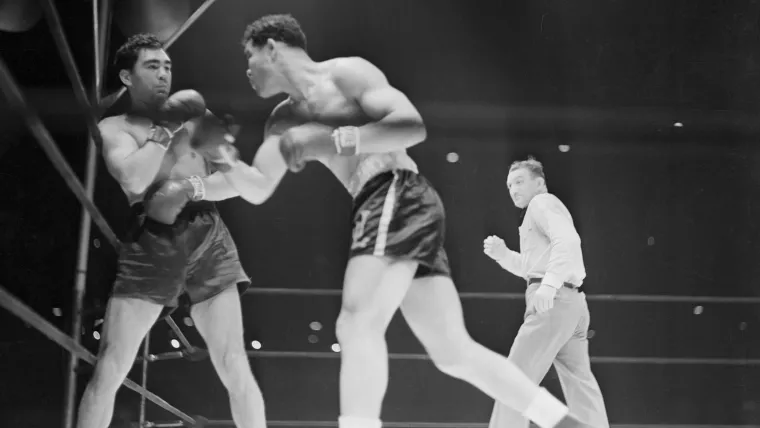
[145,90,208,151]
[279,124,360,172]
[143,176,205,225]
[157,89,207,124]
[191,113,242,172]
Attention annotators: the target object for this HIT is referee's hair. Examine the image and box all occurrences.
[509,156,546,182]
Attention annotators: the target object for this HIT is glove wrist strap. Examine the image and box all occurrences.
[187,176,205,201]
[332,126,361,156]
[147,125,174,150]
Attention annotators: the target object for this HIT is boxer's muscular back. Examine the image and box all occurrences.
[281,57,418,196]
[100,114,208,206]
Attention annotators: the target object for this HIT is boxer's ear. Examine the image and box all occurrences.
[266,38,278,62]
[119,69,131,87]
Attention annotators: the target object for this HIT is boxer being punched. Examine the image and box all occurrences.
[199,15,584,428]
[76,34,266,428]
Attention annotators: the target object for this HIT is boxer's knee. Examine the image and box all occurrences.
[215,348,257,397]
[90,344,136,395]
[425,334,477,379]
[335,306,387,348]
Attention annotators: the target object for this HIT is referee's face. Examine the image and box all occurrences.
[506,168,542,209]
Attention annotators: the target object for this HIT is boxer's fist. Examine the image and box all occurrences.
[144,179,195,224]
[278,123,335,172]
[158,90,206,124]
[483,235,508,261]
[190,114,241,172]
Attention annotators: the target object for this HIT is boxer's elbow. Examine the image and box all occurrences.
[120,175,151,196]
[240,186,273,205]
[238,177,278,205]
[377,114,426,149]
[409,118,427,145]
[395,112,427,149]
[110,159,157,195]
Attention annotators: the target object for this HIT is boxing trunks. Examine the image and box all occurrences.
[349,169,451,278]
[111,200,250,315]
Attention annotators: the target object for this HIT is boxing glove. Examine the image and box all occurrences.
[157,89,207,124]
[279,124,359,172]
[143,177,203,224]
[191,114,241,172]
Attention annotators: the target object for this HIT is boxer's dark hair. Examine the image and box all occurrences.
[114,33,164,72]
[242,14,307,51]
[509,156,546,181]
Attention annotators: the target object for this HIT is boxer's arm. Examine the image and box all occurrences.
[180,109,242,201]
[199,172,239,201]
[100,120,168,194]
[334,58,426,153]
[220,102,292,205]
[530,195,582,289]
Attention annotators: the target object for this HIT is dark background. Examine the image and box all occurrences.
[1,0,759,426]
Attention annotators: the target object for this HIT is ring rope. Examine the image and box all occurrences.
[137,349,760,366]
[245,287,760,304]
[0,285,196,425]
[147,421,757,428]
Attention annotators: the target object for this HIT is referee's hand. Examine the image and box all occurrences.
[530,284,557,314]
[483,235,508,261]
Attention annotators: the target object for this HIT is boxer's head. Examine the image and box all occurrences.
[241,14,308,98]
[506,157,547,209]
[114,33,171,107]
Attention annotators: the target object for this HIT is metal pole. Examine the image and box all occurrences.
[0,56,120,248]
[0,285,196,425]
[63,0,107,426]
[164,316,194,351]
[62,140,98,428]
[140,331,151,427]
[39,0,104,150]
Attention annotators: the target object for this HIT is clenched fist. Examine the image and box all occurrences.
[483,235,508,261]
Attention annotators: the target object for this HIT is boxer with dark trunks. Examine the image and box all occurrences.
[76,34,266,428]
[198,14,585,428]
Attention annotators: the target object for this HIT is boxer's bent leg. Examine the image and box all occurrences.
[400,275,571,428]
[336,255,416,426]
[185,214,263,428]
[76,297,163,428]
[339,170,432,428]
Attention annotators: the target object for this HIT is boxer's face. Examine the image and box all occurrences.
[506,168,543,209]
[243,40,280,98]
[121,48,172,105]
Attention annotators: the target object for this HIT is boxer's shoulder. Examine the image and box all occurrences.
[99,114,150,134]
[98,114,126,130]
[98,115,133,144]
[329,56,386,94]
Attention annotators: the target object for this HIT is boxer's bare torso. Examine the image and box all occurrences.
[269,58,419,197]
[99,114,208,205]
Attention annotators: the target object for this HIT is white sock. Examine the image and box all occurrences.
[522,387,570,428]
[338,415,382,428]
